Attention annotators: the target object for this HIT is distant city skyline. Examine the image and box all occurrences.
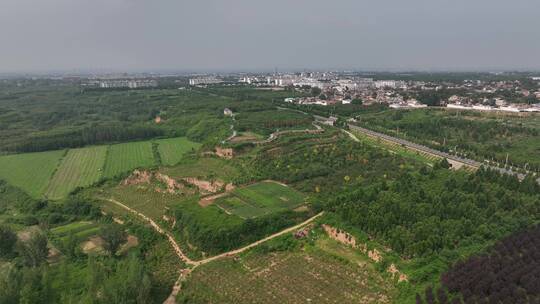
[1,0,540,73]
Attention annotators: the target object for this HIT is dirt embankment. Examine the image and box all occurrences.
[121,170,190,195]
[322,224,408,282]
[196,182,235,207]
[182,177,226,194]
[122,170,152,186]
[156,173,188,194]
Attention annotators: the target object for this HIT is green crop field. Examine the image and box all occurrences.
[51,221,96,236]
[103,141,156,178]
[45,146,107,200]
[160,157,239,182]
[103,184,188,221]
[50,221,100,241]
[0,150,65,198]
[156,137,201,166]
[216,181,306,218]
[179,241,395,304]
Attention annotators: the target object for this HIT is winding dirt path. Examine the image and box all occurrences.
[341,129,360,142]
[163,211,324,303]
[106,198,197,266]
[195,211,324,266]
[107,197,324,303]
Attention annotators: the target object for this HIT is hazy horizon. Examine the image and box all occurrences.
[2,0,540,73]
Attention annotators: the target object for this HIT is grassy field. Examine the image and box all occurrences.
[50,221,100,241]
[178,237,396,304]
[160,158,239,183]
[0,150,65,198]
[45,146,107,200]
[235,109,314,136]
[103,184,187,221]
[215,181,306,218]
[103,141,156,178]
[156,137,201,166]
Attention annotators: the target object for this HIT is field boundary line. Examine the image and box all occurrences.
[105,198,197,266]
[195,211,324,266]
[107,196,323,303]
[43,149,69,199]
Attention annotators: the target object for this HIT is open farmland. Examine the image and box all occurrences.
[156,137,201,166]
[103,141,156,178]
[45,146,107,200]
[160,157,239,183]
[0,150,65,198]
[235,109,314,136]
[178,244,395,304]
[50,221,100,241]
[215,181,306,218]
[102,184,188,221]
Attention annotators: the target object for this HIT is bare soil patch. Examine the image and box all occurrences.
[118,235,139,255]
[230,135,259,143]
[122,170,152,186]
[293,205,309,212]
[81,236,105,254]
[156,173,189,194]
[183,177,225,194]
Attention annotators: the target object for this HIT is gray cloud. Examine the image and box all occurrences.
[1,0,539,72]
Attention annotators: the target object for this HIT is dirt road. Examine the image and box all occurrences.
[341,129,360,142]
[195,211,324,266]
[107,197,324,303]
[106,198,197,266]
[163,211,323,303]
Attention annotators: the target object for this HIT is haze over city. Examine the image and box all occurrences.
[2,0,540,73]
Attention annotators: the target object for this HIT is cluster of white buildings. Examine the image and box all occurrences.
[447,103,540,113]
[389,99,428,109]
[84,79,157,89]
[374,80,407,89]
[189,77,223,86]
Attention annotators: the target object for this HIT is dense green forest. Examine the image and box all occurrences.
[220,123,540,302]
[0,86,249,153]
[0,182,179,303]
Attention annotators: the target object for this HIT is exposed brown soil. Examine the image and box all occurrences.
[113,217,125,225]
[322,224,407,282]
[230,135,259,143]
[47,246,62,264]
[182,177,225,194]
[215,147,234,159]
[293,205,309,212]
[122,170,192,195]
[17,226,43,242]
[122,170,152,186]
[197,182,236,206]
[118,235,139,255]
[387,263,408,282]
[81,236,105,254]
[155,173,187,194]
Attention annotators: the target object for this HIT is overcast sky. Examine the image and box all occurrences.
[1,0,539,72]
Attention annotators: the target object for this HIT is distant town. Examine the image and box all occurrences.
[3,70,540,113]
[186,72,540,113]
